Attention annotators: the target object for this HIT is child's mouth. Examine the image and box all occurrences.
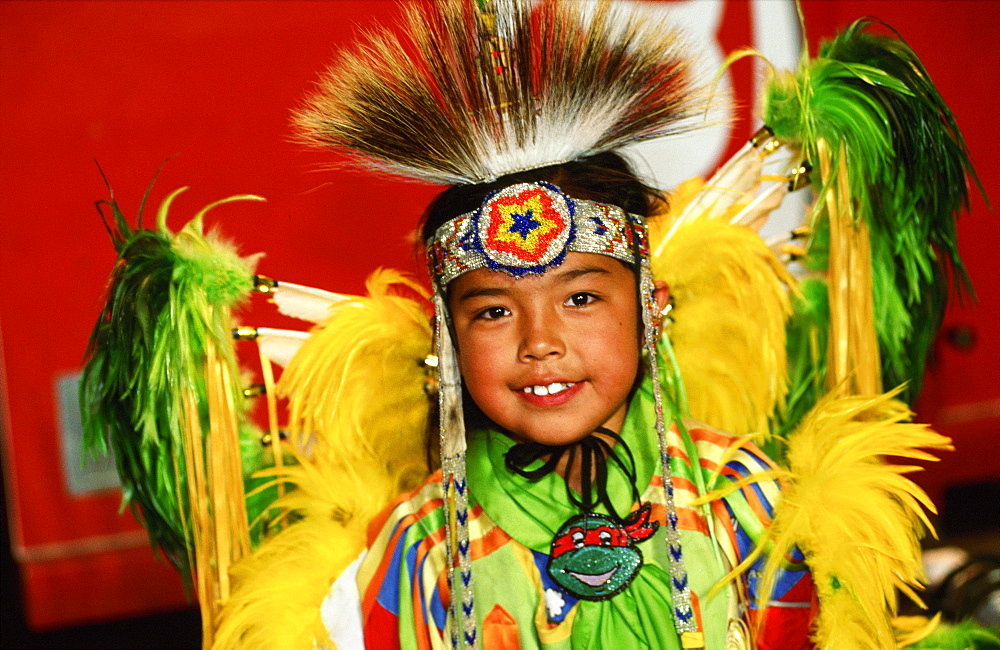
[521,381,576,396]
[516,381,584,407]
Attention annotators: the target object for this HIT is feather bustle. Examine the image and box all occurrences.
[763,18,980,404]
[81,182,262,645]
[649,149,795,439]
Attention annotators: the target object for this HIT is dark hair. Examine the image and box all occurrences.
[419,151,666,248]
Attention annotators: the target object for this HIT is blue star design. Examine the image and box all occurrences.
[508,209,540,239]
[589,216,608,235]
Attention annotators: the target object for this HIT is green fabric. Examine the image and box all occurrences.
[467,381,733,648]
[363,373,796,647]
[468,386,658,548]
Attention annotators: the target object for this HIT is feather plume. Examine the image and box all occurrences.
[81,177,264,644]
[764,18,981,403]
[752,390,952,649]
[660,139,790,242]
[216,269,434,647]
[82,180,262,575]
[295,0,710,184]
[213,457,370,650]
[279,268,432,483]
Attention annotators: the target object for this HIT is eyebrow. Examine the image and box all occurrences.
[456,286,509,301]
[558,265,611,282]
[455,265,611,302]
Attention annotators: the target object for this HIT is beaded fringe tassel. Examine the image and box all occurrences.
[637,225,703,648]
[435,295,478,649]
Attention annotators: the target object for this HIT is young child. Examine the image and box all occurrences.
[85,1,979,648]
[337,154,816,649]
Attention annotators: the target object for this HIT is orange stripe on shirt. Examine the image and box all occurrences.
[412,525,448,649]
[686,426,737,449]
[362,489,446,616]
[646,499,709,536]
[367,469,443,545]
[716,464,774,524]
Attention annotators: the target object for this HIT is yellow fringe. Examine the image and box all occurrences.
[756,389,952,649]
[818,139,881,395]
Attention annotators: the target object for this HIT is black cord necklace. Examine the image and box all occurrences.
[505,427,640,517]
[504,427,659,601]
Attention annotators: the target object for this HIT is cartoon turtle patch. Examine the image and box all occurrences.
[547,503,659,600]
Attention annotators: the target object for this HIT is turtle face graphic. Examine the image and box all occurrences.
[546,504,659,600]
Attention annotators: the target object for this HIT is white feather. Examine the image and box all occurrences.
[269,281,358,324]
[655,141,800,256]
[657,141,767,253]
[726,179,788,230]
[256,327,310,368]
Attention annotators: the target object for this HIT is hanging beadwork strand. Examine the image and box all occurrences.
[636,219,703,648]
[435,296,478,649]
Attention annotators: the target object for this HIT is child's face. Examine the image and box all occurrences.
[448,252,639,446]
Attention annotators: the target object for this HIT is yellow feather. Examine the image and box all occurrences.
[213,489,365,649]
[894,613,942,647]
[756,389,953,649]
[279,268,433,496]
[215,269,434,648]
[650,216,794,436]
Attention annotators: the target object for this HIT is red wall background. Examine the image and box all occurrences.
[1,0,996,631]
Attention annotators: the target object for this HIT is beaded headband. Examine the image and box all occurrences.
[428,181,645,288]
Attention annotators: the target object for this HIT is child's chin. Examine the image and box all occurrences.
[504,427,597,448]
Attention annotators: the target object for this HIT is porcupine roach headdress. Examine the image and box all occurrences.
[295,0,713,646]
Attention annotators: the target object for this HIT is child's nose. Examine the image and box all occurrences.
[518,313,565,361]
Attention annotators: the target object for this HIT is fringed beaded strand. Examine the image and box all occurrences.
[435,296,478,649]
[637,220,703,648]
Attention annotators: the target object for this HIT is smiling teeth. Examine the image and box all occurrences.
[523,382,575,396]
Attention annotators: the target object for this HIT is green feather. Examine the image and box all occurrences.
[905,619,1000,649]
[765,18,983,405]
[238,423,299,546]
[81,170,263,579]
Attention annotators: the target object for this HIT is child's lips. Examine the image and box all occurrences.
[515,380,584,406]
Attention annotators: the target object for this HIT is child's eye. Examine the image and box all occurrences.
[478,306,510,320]
[565,292,597,307]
